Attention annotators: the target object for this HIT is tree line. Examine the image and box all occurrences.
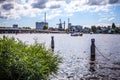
[83,23,120,34]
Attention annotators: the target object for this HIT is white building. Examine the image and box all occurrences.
[36,22,48,29]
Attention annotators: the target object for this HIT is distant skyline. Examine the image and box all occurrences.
[0,0,120,28]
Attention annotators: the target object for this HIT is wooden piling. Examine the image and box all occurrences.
[90,38,95,61]
[89,38,96,72]
[89,61,95,72]
[51,36,54,52]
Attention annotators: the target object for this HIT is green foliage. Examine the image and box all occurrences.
[43,26,48,30]
[22,27,31,29]
[0,36,61,80]
[91,25,97,33]
[112,23,116,29]
[115,27,120,33]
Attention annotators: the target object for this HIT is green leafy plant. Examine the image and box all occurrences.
[0,36,61,80]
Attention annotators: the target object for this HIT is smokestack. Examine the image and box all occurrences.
[59,19,61,23]
[45,12,46,23]
[68,18,70,28]
[64,21,65,30]
[68,18,69,24]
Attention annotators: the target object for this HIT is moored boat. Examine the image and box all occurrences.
[71,33,83,36]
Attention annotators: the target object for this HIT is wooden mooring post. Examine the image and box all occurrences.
[89,38,96,72]
[51,36,54,52]
[90,38,96,61]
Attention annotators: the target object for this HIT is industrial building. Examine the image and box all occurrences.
[36,12,48,30]
[36,22,48,29]
[68,18,83,32]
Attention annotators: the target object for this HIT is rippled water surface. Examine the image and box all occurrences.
[1,33,120,80]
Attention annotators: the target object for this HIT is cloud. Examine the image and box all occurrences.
[0,11,7,19]
[45,9,62,20]
[0,0,119,20]
[98,11,115,23]
[87,0,107,5]
[108,17,115,21]
[0,16,6,19]
[47,13,61,20]
[86,0,120,5]
[109,0,120,4]
[0,0,6,3]
[31,0,48,9]
[49,5,61,9]
[2,3,14,10]
[46,0,62,9]
[66,0,71,4]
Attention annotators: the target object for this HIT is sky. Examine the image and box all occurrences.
[0,0,120,28]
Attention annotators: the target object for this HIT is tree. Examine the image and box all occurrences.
[115,27,119,33]
[43,26,48,30]
[107,26,111,29]
[96,26,101,30]
[91,25,97,33]
[0,36,61,80]
[112,23,116,29]
[23,27,31,29]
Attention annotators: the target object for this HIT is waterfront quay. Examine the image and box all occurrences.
[0,28,65,34]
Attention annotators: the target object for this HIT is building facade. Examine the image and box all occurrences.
[68,23,83,32]
[36,22,48,29]
[13,24,18,28]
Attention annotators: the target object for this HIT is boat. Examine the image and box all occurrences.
[90,32,93,34]
[71,33,83,36]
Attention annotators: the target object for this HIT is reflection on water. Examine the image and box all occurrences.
[0,33,120,79]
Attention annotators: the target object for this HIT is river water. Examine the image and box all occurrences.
[0,33,120,80]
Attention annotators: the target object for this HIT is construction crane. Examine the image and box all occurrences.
[56,19,65,30]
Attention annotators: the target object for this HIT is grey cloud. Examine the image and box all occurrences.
[87,0,120,5]
[109,0,119,4]
[2,3,14,10]
[0,0,13,3]
[0,0,6,3]
[0,0,14,19]
[49,5,61,9]
[32,0,48,9]
[87,0,107,5]
[32,4,46,9]
[0,15,7,19]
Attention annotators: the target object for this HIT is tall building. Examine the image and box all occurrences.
[36,22,48,29]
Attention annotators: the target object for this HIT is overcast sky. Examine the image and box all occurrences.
[0,0,120,28]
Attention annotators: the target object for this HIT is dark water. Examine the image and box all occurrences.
[1,34,120,80]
